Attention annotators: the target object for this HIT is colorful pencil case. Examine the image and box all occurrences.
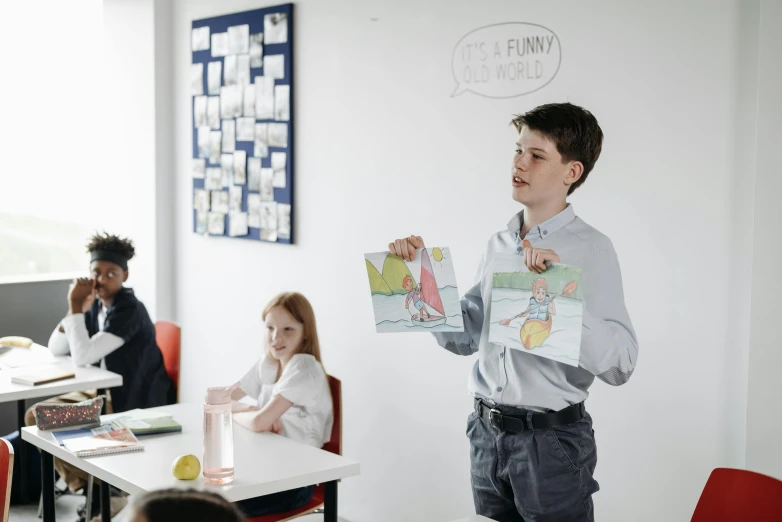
[34,396,105,431]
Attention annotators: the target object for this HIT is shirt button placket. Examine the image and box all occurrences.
[496,349,507,398]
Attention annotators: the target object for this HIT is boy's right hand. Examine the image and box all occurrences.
[389,235,425,261]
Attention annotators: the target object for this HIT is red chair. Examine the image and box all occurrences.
[155,321,181,400]
[691,467,782,521]
[1,438,14,522]
[247,375,342,522]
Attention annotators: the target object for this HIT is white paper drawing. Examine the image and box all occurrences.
[208,212,225,235]
[211,32,228,57]
[220,154,233,187]
[250,33,264,68]
[211,190,229,213]
[260,201,278,241]
[192,158,206,179]
[364,248,464,333]
[207,61,222,95]
[197,126,211,159]
[248,194,262,228]
[229,212,249,237]
[254,123,269,158]
[229,185,243,212]
[264,54,284,80]
[194,96,208,128]
[233,150,247,184]
[207,96,221,129]
[274,85,289,121]
[248,157,262,191]
[191,63,204,95]
[209,131,222,164]
[264,13,288,44]
[243,84,256,117]
[192,26,210,52]
[236,54,251,85]
[267,123,288,148]
[194,188,209,212]
[277,203,291,239]
[260,168,274,201]
[228,24,250,54]
[205,168,222,190]
[236,117,255,141]
[222,120,235,153]
[271,152,286,188]
[196,211,208,234]
[488,254,584,367]
[254,76,275,120]
[224,55,237,86]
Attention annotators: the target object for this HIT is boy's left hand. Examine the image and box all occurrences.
[522,240,560,274]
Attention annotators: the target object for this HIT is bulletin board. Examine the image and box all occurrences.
[190,4,294,244]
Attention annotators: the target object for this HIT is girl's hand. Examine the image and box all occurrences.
[271,421,283,434]
[389,235,425,262]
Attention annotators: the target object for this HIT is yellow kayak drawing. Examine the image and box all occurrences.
[519,316,553,350]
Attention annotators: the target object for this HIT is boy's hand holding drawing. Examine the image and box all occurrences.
[520,239,560,274]
[389,235,425,261]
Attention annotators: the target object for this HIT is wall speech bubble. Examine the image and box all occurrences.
[451,22,561,99]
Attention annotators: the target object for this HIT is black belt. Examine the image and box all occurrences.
[474,398,586,433]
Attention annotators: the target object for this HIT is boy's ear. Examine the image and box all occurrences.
[564,161,584,190]
[122,270,129,283]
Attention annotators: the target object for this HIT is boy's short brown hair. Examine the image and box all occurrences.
[511,103,603,195]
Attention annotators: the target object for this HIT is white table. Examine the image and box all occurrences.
[0,345,123,503]
[23,403,360,522]
[449,516,493,522]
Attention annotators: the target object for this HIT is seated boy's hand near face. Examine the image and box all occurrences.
[522,240,560,274]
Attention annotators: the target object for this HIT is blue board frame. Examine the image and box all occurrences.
[191,3,294,244]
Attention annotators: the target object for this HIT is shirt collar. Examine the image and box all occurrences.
[508,204,576,244]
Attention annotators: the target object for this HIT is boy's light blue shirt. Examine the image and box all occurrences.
[433,204,638,412]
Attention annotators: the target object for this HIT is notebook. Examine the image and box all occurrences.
[11,367,76,386]
[52,425,107,446]
[62,426,144,457]
[111,416,182,436]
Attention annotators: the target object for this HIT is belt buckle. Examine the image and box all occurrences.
[489,408,504,431]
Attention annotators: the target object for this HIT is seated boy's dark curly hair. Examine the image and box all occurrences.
[85,232,135,260]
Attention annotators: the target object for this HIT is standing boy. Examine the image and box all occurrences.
[389,103,638,521]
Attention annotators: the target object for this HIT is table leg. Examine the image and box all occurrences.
[324,480,338,522]
[101,479,111,522]
[17,399,30,503]
[41,451,55,522]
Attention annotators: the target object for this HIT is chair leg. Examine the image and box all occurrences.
[37,491,43,518]
[85,475,94,522]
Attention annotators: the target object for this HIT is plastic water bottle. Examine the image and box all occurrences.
[203,386,234,484]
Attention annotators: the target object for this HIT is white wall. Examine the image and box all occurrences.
[104,0,176,322]
[746,0,782,479]
[170,1,758,521]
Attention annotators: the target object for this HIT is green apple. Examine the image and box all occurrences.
[171,454,201,480]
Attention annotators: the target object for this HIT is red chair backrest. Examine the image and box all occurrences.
[1,437,14,522]
[155,321,181,393]
[691,467,782,521]
[322,375,341,456]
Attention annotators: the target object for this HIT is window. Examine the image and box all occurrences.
[0,1,129,281]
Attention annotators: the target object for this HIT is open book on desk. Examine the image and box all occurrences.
[62,425,144,458]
